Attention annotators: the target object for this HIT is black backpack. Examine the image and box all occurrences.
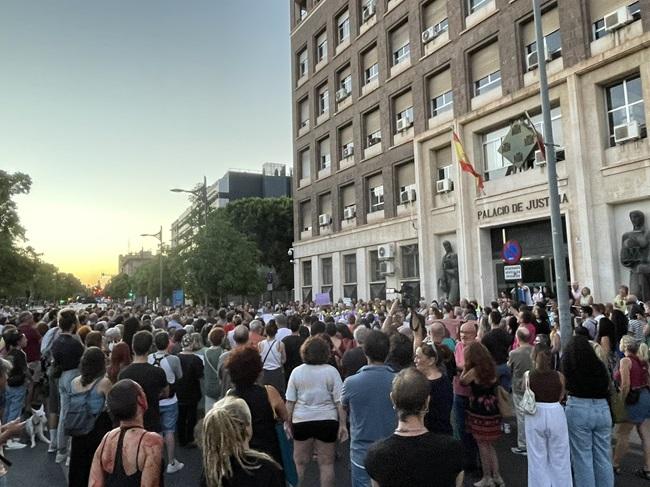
[151,354,176,397]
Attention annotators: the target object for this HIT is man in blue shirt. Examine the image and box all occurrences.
[341,330,396,487]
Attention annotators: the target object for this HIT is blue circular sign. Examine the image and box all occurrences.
[502,240,522,264]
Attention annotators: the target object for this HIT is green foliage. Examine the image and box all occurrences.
[183,212,263,303]
[103,273,132,299]
[224,197,294,289]
[130,255,183,303]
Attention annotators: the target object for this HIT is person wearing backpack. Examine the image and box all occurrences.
[147,331,184,474]
[67,347,112,487]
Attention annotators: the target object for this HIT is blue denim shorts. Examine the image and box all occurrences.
[160,402,179,434]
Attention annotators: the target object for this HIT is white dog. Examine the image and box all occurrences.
[25,404,50,448]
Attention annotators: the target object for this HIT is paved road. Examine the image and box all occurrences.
[4,426,647,486]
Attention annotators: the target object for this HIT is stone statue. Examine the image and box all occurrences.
[439,240,460,305]
[621,210,650,302]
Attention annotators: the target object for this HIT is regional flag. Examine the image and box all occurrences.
[452,131,484,191]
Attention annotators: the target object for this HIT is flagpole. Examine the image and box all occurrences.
[533,0,571,351]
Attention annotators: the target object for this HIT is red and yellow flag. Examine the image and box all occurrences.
[452,131,484,191]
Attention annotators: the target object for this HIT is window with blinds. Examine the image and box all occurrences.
[300,149,310,178]
[428,69,453,117]
[300,201,312,231]
[339,124,354,157]
[319,192,332,216]
[364,108,381,146]
[471,42,501,96]
[318,84,329,115]
[321,257,333,286]
[362,45,379,84]
[391,23,410,66]
[316,29,328,63]
[435,146,452,181]
[394,90,413,126]
[337,9,351,44]
[338,65,352,94]
[298,48,308,78]
[367,173,384,212]
[422,0,448,30]
[318,137,330,170]
[522,8,561,70]
[341,184,356,210]
[396,162,415,192]
[299,98,309,127]
[343,254,357,284]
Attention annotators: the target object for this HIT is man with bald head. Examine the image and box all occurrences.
[453,321,479,471]
[216,324,250,398]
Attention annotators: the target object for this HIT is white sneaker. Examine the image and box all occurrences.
[65,456,70,467]
[5,440,26,450]
[166,460,184,474]
[47,443,57,453]
[55,453,67,464]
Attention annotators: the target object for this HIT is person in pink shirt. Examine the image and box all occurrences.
[453,321,480,472]
[512,310,536,349]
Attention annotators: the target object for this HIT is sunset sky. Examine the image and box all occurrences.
[1,1,292,285]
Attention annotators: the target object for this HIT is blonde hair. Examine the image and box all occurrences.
[201,396,278,487]
[620,335,649,362]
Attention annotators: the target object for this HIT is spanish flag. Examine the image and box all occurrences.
[452,131,484,191]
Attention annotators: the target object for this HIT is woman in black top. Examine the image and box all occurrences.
[596,317,618,373]
[200,396,283,487]
[226,346,288,470]
[365,368,463,487]
[176,333,204,447]
[562,335,614,487]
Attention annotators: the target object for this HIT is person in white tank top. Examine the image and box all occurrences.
[258,322,286,397]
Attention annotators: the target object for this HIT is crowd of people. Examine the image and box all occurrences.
[0,282,647,487]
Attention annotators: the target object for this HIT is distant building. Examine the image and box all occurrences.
[170,163,292,249]
[118,250,155,276]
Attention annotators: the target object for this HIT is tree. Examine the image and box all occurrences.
[129,256,183,303]
[184,212,262,303]
[224,197,294,289]
[103,273,132,299]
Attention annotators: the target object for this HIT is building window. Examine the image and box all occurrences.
[482,106,563,180]
[300,200,312,232]
[300,148,310,179]
[318,86,329,115]
[369,250,386,299]
[302,260,312,301]
[365,64,379,84]
[422,0,449,39]
[393,43,410,66]
[298,49,308,78]
[401,244,419,278]
[474,71,501,96]
[468,0,490,15]
[364,108,381,148]
[318,138,331,170]
[321,257,333,296]
[396,162,415,202]
[337,10,351,44]
[341,184,356,220]
[593,2,641,40]
[343,254,357,299]
[431,91,453,117]
[361,0,377,23]
[340,74,352,94]
[606,74,646,146]
[369,184,384,212]
[317,31,328,63]
[299,98,309,129]
[525,30,562,71]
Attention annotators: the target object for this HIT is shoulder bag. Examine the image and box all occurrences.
[522,371,537,415]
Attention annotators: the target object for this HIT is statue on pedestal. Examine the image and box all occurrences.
[621,210,650,302]
[439,240,460,305]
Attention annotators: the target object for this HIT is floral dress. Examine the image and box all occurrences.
[466,380,502,441]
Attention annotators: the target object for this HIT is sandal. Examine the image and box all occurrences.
[635,468,650,480]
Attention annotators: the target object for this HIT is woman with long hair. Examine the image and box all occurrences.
[461,342,503,487]
[200,396,282,487]
[107,342,132,384]
[613,335,650,479]
[525,344,572,486]
[562,335,613,487]
[68,347,112,487]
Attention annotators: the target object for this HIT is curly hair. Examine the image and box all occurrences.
[227,347,262,387]
[300,336,330,365]
[464,341,496,384]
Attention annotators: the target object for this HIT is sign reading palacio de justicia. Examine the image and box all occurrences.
[477,193,569,220]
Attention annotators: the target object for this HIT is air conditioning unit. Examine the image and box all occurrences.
[343,206,356,220]
[604,7,632,31]
[367,135,381,146]
[342,145,354,158]
[534,149,546,166]
[399,188,416,204]
[396,117,412,132]
[379,260,395,276]
[318,214,331,227]
[377,243,395,260]
[336,88,350,102]
[526,50,538,71]
[362,4,375,22]
[421,26,436,44]
[614,121,641,144]
[436,178,453,193]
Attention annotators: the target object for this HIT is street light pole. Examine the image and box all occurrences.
[533,0,571,350]
[140,226,164,310]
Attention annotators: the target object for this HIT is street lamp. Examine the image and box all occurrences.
[140,225,164,310]
[170,175,210,227]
